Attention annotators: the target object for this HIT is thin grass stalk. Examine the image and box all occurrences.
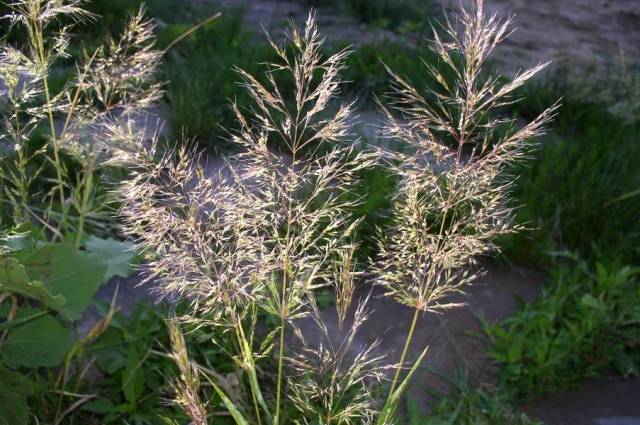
[74,160,94,247]
[375,0,558,420]
[274,315,286,423]
[275,199,295,425]
[32,17,68,231]
[233,313,267,424]
[387,304,420,397]
[387,205,450,397]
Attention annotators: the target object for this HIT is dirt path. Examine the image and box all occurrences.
[440,0,640,74]
[294,265,544,407]
[522,376,640,425]
[196,0,640,75]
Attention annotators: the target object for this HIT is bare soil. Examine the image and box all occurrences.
[292,264,545,413]
[194,0,640,75]
[522,375,640,425]
[442,0,640,73]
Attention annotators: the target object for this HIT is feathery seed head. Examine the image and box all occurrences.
[376,0,559,312]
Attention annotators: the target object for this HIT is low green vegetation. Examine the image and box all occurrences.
[471,68,640,419]
[155,3,444,146]
[0,234,139,423]
[84,0,202,30]
[346,164,397,260]
[342,41,441,105]
[483,257,640,398]
[0,291,240,424]
[158,9,276,147]
[310,0,435,33]
[504,76,640,265]
[409,372,541,425]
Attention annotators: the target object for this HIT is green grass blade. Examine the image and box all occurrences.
[237,323,273,423]
[377,346,428,425]
[202,372,250,425]
[605,188,640,206]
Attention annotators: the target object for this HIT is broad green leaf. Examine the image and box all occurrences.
[84,236,137,280]
[0,367,33,425]
[0,257,69,319]
[0,309,72,368]
[88,327,127,374]
[81,399,122,414]
[17,244,107,320]
[0,309,48,331]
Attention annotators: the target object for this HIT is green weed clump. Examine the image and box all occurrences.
[347,164,397,260]
[503,77,640,264]
[341,41,441,106]
[159,9,276,147]
[408,371,541,425]
[309,0,435,32]
[0,1,166,423]
[483,257,640,398]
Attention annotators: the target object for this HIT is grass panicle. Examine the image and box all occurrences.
[116,11,386,425]
[167,317,209,425]
[1,1,161,244]
[0,1,558,423]
[374,0,558,406]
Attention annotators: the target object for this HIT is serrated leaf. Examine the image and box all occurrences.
[84,236,137,280]
[0,310,72,368]
[17,244,107,319]
[0,366,33,425]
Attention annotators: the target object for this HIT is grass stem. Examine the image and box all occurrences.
[388,305,421,397]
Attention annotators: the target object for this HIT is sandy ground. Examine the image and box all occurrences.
[523,376,640,425]
[442,0,640,73]
[194,0,640,75]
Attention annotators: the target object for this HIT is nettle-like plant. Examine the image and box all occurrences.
[91,1,555,425]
